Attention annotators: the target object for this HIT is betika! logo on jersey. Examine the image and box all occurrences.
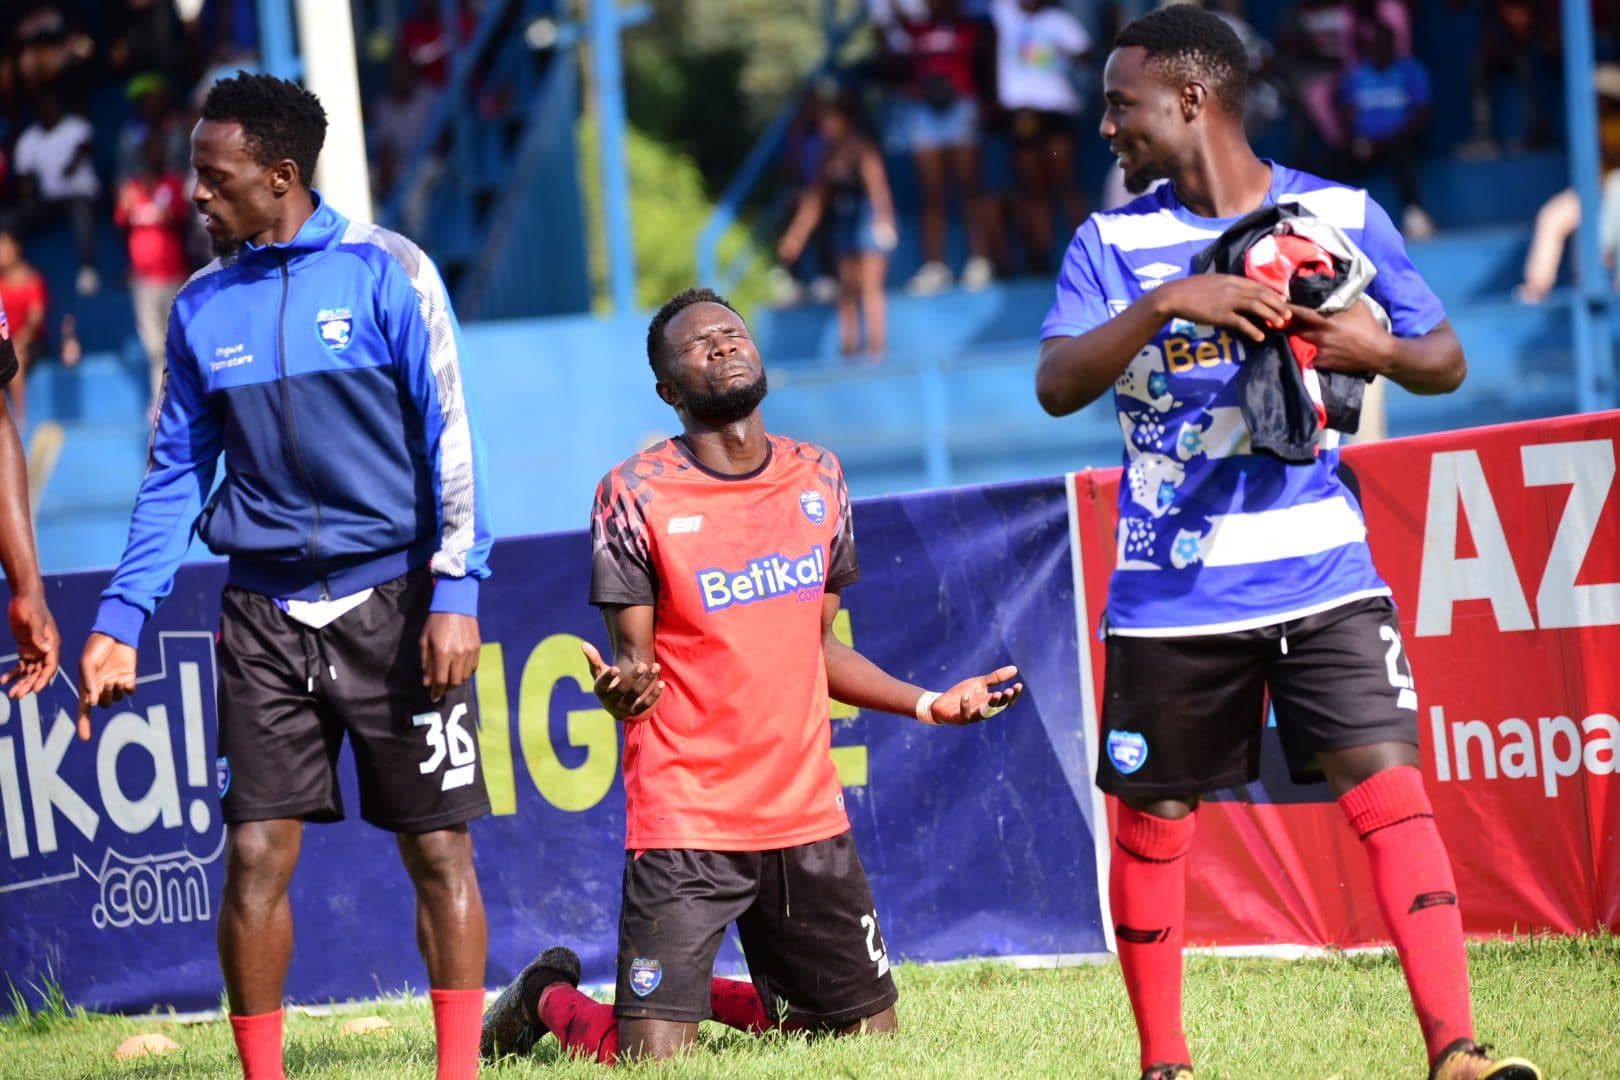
[696,545,827,612]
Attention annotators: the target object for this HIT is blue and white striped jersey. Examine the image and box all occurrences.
[1042,163,1445,635]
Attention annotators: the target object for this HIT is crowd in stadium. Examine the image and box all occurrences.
[0,0,506,424]
[0,1,1594,412]
[768,0,1599,359]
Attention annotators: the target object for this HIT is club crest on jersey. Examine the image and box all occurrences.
[629,957,661,997]
[697,544,826,612]
[0,305,9,341]
[1107,730,1149,774]
[799,489,827,525]
[316,307,353,352]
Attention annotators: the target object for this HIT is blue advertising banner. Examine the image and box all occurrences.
[1,477,1105,1014]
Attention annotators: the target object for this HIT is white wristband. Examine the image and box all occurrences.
[914,690,942,724]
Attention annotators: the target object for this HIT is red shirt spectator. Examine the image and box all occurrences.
[400,0,476,86]
[115,170,189,284]
[0,261,48,357]
[893,12,983,102]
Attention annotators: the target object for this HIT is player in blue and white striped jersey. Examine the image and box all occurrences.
[1036,7,1540,1080]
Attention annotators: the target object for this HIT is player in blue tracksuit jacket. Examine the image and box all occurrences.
[74,73,491,1080]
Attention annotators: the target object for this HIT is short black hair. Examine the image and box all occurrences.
[1115,5,1248,117]
[200,71,328,186]
[646,287,743,373]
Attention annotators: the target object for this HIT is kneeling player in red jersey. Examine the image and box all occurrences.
[481,287,1023,1064]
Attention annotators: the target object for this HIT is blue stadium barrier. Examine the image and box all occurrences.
[1,476,1105,1014]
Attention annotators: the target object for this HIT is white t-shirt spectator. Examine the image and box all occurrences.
[15,114,100,200]
[991,0,1090,115]
[371,85,437,168]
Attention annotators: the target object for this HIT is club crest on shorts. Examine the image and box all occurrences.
[316,307,353,352]
[216,756,231,798]
[1107,730,1149,774]
[799,489,826,525]
[629,957,661,997]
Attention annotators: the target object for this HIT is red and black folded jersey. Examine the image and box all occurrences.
[1193,204,1386,464]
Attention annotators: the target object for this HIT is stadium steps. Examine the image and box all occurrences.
[1406,224,1537,311]
[27,350,151,425]
[32,420,149,575]
[26,347,152,574]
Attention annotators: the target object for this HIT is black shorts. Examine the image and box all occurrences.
[1097,596,1419,798]
[216,569,490,833]
[614,831,898,1027]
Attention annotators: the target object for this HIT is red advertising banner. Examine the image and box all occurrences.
[1072,411,1620,946]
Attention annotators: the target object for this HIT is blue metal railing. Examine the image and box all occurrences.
[459,40,587,319]
[380,0,532,230]
[1561,0,1618,411]
[695,2,866,294]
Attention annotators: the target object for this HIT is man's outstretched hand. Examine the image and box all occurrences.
[580,640,662,721]
[76,632,139,741]
[3,593,59,699]
[927,665,1024,726]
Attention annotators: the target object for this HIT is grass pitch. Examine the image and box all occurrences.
[3,935,1615,1079]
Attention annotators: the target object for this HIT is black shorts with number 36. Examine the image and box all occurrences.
[1097,596,1420,798]
[216,568,490,833]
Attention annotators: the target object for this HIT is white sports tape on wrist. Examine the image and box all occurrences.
[915,691,942,724]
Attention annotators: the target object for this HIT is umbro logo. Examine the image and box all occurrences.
[1133,261,1182,283]
[668,514,703,534]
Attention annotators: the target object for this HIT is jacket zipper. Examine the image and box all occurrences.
[275,252,330,600]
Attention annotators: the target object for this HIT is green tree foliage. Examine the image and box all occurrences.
[578,117,770,315]
[622,0,861,190]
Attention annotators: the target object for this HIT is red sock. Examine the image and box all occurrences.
[538,983,620,1064]
[430,988,484,1080]
[709,977,772,1033]
[1111,805,1196,1072]
[229,1008,285,1080]
[1340,766,1474,1064]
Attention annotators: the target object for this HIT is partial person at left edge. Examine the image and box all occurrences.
[73,73,494,1080]
[0,297,60,699]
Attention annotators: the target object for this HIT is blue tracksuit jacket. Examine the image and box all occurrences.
[93,195,492,646]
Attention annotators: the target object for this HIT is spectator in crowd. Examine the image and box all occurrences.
[1277,0,1353,164]
[7,2,95,108]
[777,92,899,358]
[1200,0,1286,138]
[368,49,441,234]
[195,0,259,68]
[769,91,839,306]
[12,89,102,295]
[1343,0,1412,64]
[115,131,191,416]
[401,0,476,88]
[116,73,190,183]
[989,0,1091,274]
[1337,18,1435,239]
[105,0,193,85]
[882,0,996,295]
[0,228,81,427]
[1515,64,1620,304]
[1459,0,1555,158]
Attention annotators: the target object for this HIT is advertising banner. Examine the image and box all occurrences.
[2,477,1106,1013]
[1071,411,1620,946]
